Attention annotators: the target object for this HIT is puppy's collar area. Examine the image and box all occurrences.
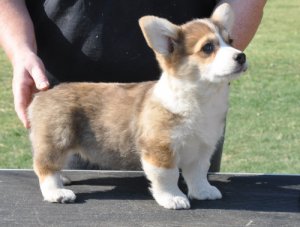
[153,72,228,116]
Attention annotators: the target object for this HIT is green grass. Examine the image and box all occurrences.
[0,50,32,168]
[222,0,300,173]
[0,0,299,173]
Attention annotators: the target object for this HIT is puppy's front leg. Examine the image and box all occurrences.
[142,159,190,210]
[181,151,222,200]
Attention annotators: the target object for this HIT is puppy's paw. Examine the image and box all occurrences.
[43,189,76,203]
[189,185,222,200]
[153,191,190,209]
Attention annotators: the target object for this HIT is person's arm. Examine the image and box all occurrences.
[0,0,49,128]
[217,0,267,51]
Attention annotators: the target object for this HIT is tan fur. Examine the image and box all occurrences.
[30,79,184,173]
[183,20,215,53]
[137,95,182,168]
[182,20,222,67]
[29,82,156,173]
[155,30,185,78]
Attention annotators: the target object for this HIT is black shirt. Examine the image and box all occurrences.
[26,0,217,85]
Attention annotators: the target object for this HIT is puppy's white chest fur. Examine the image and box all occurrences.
[154,73,229,166]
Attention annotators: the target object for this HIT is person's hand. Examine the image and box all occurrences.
[12,51,49,128]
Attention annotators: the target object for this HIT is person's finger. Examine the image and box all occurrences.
[12,69,35,129]
[28,57,49,91]
[15,101,30,129]
[13,79,32,129]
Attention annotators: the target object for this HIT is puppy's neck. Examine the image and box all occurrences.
[153,72,227,115]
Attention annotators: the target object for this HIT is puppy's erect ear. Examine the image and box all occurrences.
[211,3,234,33]
[139,16,180,56]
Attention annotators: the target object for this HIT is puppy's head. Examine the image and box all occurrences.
[139,3,247,83]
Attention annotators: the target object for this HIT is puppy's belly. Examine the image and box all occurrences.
[68,147,142,170]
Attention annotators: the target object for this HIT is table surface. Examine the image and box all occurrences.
[1,170,299,226]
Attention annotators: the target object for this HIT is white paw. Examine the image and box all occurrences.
[153,191,190,210]
[43,189,76,203]
[189,185,222,200]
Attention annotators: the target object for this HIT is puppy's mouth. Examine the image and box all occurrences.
[233,63,248,74]
[217,63,248,79]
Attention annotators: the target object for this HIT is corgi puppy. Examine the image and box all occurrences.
[28,3,247,209]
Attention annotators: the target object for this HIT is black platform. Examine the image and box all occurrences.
[1,170,299,226]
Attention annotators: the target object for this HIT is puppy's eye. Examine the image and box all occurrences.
[201,42,214,54]
[228,38,234,45]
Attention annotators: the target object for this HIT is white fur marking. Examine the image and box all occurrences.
[40,173,76,203]
[153,72,199,115]
[181,152,222,200]
[142,160,190,209]
[202,33,245,83]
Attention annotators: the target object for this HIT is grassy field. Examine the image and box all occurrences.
[222,0,300,173]
[0,0,299,173]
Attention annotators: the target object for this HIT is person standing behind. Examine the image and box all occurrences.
[0,0,266,170]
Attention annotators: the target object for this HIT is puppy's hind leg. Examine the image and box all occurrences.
[33,147,76,203]
[39,172,76,203]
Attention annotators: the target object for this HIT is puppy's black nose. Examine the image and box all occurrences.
[234,53,246,65]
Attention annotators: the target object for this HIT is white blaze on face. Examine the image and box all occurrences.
[214,35,243,75]
[202,34,243,83]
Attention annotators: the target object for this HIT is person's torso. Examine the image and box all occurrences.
[26,0,217,84]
